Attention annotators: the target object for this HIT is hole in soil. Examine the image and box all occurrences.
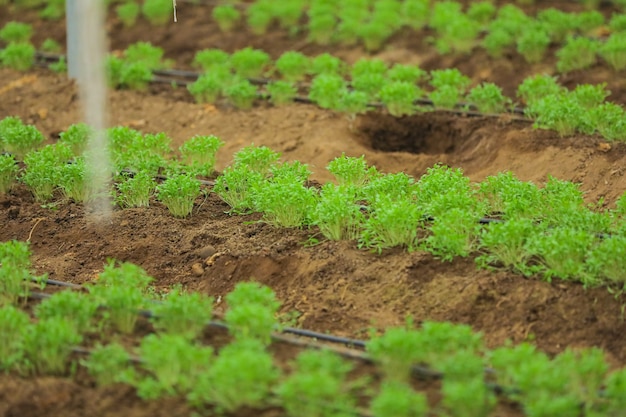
[357,112,463,155]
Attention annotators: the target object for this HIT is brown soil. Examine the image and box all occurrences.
[2,2,626,417]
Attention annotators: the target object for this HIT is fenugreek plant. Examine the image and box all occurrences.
[57,157,98,203]
[156,174,201,218]
[252,175,317,228]
[312,184,364,241]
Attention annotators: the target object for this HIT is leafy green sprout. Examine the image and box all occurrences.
[114,171,156,208]
[116,1,141,27]
[58,122,93,155]
[142,0,172,25]
[424,208,482,261]
[266,80,298,107]
[233,144,281,174]
[307,10,337,45]
[82,343,134,386]
[156,174,201,218]
[0,153,19,195]
[386,64,427,84]
[528,94,586,137]
[556,36,599,74]
[467,83,512,114]
[351,73,386,101]
[338,90,370,122]
[0,22,33,43]
[277,349,358,417]
[252,179,318,228]
[310,53,345,76]
[245,2,273,35]
[213,165,265,213]
[0,118,44,160]
[192,49,230,71]
[212,5,241,32]
[589,103,626,142]
[187,67,232,104]
[0,305,30,372]
[34,289,99,334]
[41,38,62,53]
[0,240,41,306]
[89,260,153,334]
[224,79,259,110]
[136,334,213,399]
[178,134,224,176]
[326,153,378,187]
[428,69,472,109]
[517,74,566,106]
[370,381,428,417]
[230,47,270,78]
[150,287,214,340]
[21,144,74,202]
[516,24,551,64]
[379,81,420,117]
[309,73,347,110]
[23,317,82,375]
[312,183,364,241]
[124,41,171,69]
[275,51,310,82]
[57,157,97,203]
[351,58,388,78]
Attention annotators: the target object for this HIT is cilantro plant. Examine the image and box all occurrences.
[538,8,576,42]
[307,8,337,45]
[0,117,44,160]
[367,326,424,383]
[142,0,171,25]
[246,2,272,35]
[359,196,423,253]
[379,81,419,117]
[517,74,565,106]
[387,64,426,84]
[125,42,172,70]
[277,349,358,417]
[41,38,61,53]
[424,208,481,261]
[477,218,539,275]
[230,47,270,78]
[187,67,232,104]
[224,79,258,110]
[179,134,224,177]
[311,53,344,76]
[481,28,513,58]
[24,317,82,375]
[0,153,18,195]
[252,178,318,228]
[516,24,551,64]
[312,183,364,241]
[115,171,156,208]
[327,154,378,186]
[309,73,347,110]
[150,287,214,340]
[57,157,96,203]
[58,123,93,155]
[212,5,241,32]
[89,260,153,334]
[82,343,133,386]
[156,174,201,218]
[338,90,369,121]
[275,51,310,82]
[213,165,265,213]
[586,235,626,286]
[428,69,472,109]
[21,144,74,202]
[0,305,29,372]
[233,144,280,174]
[416,164,480,218]
[600,33,626,71]
[402,0,430,29]
[0,240,41,306]
[589,103,626,142]
[116,1,140,27]
[189,339,279,412]
[34,290,99,334]
[351,73,386,101]
[556,36,599,73]
[136,334,213,399]
[467,83,512,114]
[266,81,298,107]
[528,95,585,137]
[370,381,428,417]
[0,22,33,43]
[192,49,230,72]
[224,282,280,345]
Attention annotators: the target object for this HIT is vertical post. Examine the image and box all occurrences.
[65,0,79,79]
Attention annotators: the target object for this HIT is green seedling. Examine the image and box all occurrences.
[156,174,201,218]
[252,178,317,228]
[212,5,241,32]
[424,208,481,261]
[313,183,364,241]
[0,118,44,160]
[0,22,33,43]
[230,47,270,78]
[311,53,344,76]
[58,123,93,155]
[233,144,280,174]
[387,64,427,83]
[467,82,512,114]
[187,67,232,104]
[24,317,82,375]
[307,12,336,45]
[517,74,565,106]
[115,171,156,208]
[0,305,30,372]
[556,36,599,73]
[82,343,134,386]
[352,73,385,101]
[116,1,140,27]
[192,49,230,71]
[57,157,97,203]
[179,134,224,176]
[477,218,539,275]
[275,51,310,82]
[0,153,18,194]
[21,144,74,202]
[326,153,378,186]
[516,25,551,64]
[380,81,420,117]
[309,73,346,110]
[213,165,265,213]
[150,288,214,340]
[246,2,272,35]
[34,289,99,334]
[589,103,626,142]
[41,38,61,53]
[371,381,428,417]
[224,79,258,110]
[142,0,171,25]
[266,80,298,107]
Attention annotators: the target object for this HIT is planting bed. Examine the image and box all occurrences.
[2,1,626,416]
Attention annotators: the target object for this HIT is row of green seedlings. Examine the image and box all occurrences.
[206,146,626,290]
[0,117,222,217]
[3,117,626,289]
[100,41,626,141]
[207,0,626,61]
[2,241,626,417]
[0,0,182,23]
[0,22,66,72]
[3,23,624,142]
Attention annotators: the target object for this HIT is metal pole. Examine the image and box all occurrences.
[65,0,79,79]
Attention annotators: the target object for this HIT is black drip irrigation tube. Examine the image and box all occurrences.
[32,51,532,121]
